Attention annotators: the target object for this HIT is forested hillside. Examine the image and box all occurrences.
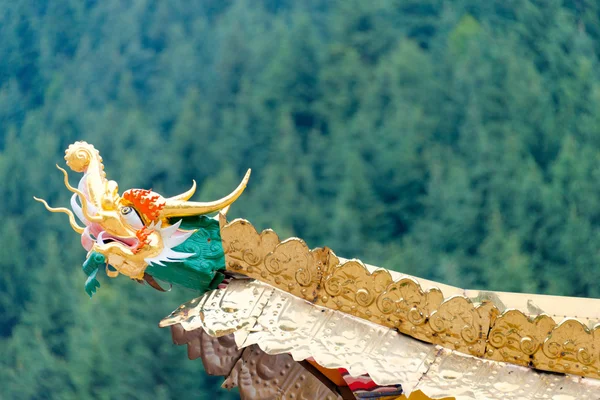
[2,0,600,398]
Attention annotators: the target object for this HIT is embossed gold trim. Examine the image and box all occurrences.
[219,217,600,380]
[161,280,600,398]
[161,279,438,392]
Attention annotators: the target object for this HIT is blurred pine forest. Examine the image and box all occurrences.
[2,0,600,398]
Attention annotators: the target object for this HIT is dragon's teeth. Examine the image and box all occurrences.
[96,231,104,245]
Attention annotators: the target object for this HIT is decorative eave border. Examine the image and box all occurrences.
[160,279,600,399]
[168,324,345,400]
[219,216,600,380]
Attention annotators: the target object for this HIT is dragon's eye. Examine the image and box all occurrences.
[120,206,144,229]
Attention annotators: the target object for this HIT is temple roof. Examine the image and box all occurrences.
[161,279,600,399]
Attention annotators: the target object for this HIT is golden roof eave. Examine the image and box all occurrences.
[160,279,600,399]
[359,260,600,328]
[217,216,600,380]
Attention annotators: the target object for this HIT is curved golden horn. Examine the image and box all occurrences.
[167,180,197,201]
[161,169,251,218]
[34,197,85,234]
[56,165,102,223]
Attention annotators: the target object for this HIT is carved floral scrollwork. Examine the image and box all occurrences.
[375,279,443,335]
[429,298,498,356]
[319,260,393,320]
[537,319,600,377]
[486,310,556,366]
[317,263,496,356]
[220,217,600,379]
[221,219,280,270]
[264,239,312,276]
[222,219,339,302]
[262,239,320,300]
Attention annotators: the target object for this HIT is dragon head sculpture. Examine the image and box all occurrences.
[35,141,250,296]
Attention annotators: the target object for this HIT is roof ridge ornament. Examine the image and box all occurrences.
[35,142,600,398]
[35,141,248,291]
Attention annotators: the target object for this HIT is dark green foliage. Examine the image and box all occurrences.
[2,0,600,398]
